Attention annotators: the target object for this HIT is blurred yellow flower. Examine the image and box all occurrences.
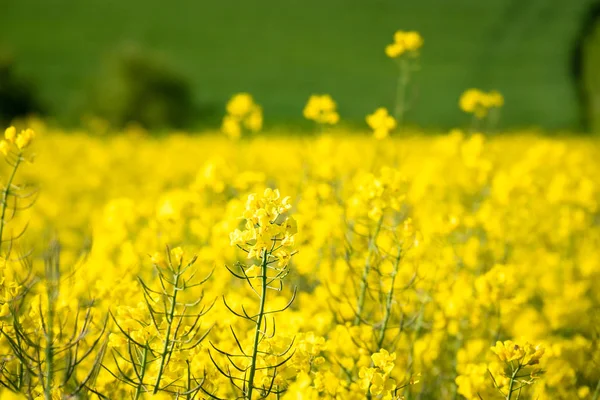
[303,94,340,125]
[366,107,396,139]
[4,126,16,142]
[459,88,504,118]
[222,93,263,139]
[386,30,423,58]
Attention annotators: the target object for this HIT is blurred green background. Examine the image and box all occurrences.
[0,0,598,132]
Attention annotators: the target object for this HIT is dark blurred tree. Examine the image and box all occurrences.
[0,54,44,126]
[85,45,198,130]
[572,1,600,133]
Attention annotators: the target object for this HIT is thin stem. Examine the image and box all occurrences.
[153,265,180,394]
[134,345,149,400]
[45,279,56,399]
[592,377,600,400]
[353,217,383,325]
[366,247,401,400]
[394,58,410,132]
[506,365,521,400]
[17,361,23,391]
[246,250,269,400]
[0,153,21,253]
[377,247,402,349]
[470,113,481,134]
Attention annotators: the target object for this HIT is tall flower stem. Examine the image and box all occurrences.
[246,249,269,400]
[394,59,411,133]
[506,365,521,400]
[153,264,180,393]
[354,217,383,325]
[0,153,21,253]
[377,246,402,349]
[134,345,149,400]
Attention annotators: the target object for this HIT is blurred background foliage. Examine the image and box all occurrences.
[0,53,44,127]
[0,0,599,132]
[79,45,205,130]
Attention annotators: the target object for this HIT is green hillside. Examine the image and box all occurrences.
[0,0,595,130]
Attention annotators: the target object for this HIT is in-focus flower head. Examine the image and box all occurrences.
[230,188,296,263]
[371,349,396,374]
[491,340,545,366]
[1,126,36,156]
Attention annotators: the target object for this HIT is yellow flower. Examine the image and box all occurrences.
[459,89,481,114]
[4,126,16,142]
[222,115,241,139]
[303,94,340,125]
[150,252,167,268]
[459,89,503,118]
[245,106,263,132]
[0,302,10,317]
[358,366,377,390]
[520,343,545,366]
[484,90,504,108]
[244,265,260,278]
[15,128,35,149]
[491,340,545,366]
[0,389,26,399]
[370,372,396,396]
[0,140,10,156]
[170,246,184,265]
[385,43,404,58]
[222,93,263,138]
[232,188,296,261]
[226,93,255,117]
[366,107,396,139]
[386,30,423,58]
[372,349,396,374]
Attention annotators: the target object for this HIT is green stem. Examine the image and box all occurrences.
[17,362,23,391]
[592,377,600,400]
[470,113,480,134]
[45,282,56,400]
[0,154,21,253]
[366,247,402,400]
[153,267,180,394]
[186,360,192,400]
[354,217,383,326]
[377,247,402,349]
[394,59,410,132]
[247,250,269,400]
[134,345,149,400]
[506,366,520,400]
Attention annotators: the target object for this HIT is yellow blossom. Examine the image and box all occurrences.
[366,107,396,139]
[303,94,340,125]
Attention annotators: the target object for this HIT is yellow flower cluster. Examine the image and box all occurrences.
[11,27,598,398]
[0,126,35,155]
[359,349,405,398]
[459,88,504,118]
[491,340,545,366]
[303,94,340,125]
[230,188,296,261]
[222,92,263,139]
[385,30,423,58]
[366,107,397,139]
[0,122,596,399]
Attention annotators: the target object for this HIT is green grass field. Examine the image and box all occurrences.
[0,0,594,130]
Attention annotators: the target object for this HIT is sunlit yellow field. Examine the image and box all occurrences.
[0,123,598,400]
